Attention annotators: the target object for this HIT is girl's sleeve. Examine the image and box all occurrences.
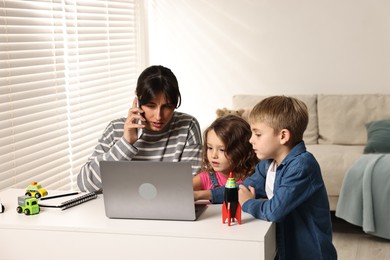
[197,172,211,190]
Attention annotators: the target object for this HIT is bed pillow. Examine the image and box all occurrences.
[363,119,390,153]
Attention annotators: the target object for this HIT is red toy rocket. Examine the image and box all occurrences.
[222,172,241,226]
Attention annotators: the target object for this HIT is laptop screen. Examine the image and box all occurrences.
[100,161,206,221]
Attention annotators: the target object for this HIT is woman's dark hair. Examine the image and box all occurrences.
[201,115,258,181]
[136,65,181,108]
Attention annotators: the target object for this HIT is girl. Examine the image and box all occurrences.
[193,115,258,201]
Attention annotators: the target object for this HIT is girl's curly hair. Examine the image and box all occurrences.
[201,115,258,181]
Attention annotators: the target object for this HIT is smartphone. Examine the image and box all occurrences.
[136,99,144,138]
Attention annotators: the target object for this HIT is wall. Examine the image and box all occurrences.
[146,0,390,129]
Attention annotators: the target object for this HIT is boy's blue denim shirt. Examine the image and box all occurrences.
[211,141,337,260]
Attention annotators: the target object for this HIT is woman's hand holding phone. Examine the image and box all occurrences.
[123,97,145,144]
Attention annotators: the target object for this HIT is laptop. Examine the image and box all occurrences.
[100,161,207,221]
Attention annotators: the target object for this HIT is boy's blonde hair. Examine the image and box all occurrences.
[249,96,308,146]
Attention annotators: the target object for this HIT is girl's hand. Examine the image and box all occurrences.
[123,97,145,144]
[238,184,255,206]
[193,190,212,201]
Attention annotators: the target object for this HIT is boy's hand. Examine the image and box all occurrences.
[238,185,256,206]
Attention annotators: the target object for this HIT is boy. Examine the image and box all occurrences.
[211,96,337,260]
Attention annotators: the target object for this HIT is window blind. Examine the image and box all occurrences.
[0,0,144,191]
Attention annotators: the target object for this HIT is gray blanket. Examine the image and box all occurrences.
[336,154,390,239]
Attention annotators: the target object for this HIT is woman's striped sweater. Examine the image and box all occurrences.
[77,112,202,192]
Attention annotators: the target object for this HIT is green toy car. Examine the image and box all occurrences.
[16,196,40,215]
[25,182,48,199]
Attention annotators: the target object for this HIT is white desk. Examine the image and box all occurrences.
[0,188,275,260]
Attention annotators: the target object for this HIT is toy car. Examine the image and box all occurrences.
[16,196,40,215]
[25,182,48,199]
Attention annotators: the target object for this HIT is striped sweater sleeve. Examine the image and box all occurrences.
[180,116,202,175]
[77,119,138,192]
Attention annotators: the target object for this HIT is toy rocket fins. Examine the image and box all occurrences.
[222,172,241,226]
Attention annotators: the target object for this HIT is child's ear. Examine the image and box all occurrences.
[279,129,291,144]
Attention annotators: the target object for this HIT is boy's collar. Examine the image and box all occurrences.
[279,141,306,166]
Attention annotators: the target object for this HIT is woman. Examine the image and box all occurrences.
[77,65,202,192]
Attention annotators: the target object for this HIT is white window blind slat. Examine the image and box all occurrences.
[1,146,70,183]
[1,0,144,191]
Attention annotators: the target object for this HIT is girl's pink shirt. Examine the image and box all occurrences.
[198,171,242,190]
